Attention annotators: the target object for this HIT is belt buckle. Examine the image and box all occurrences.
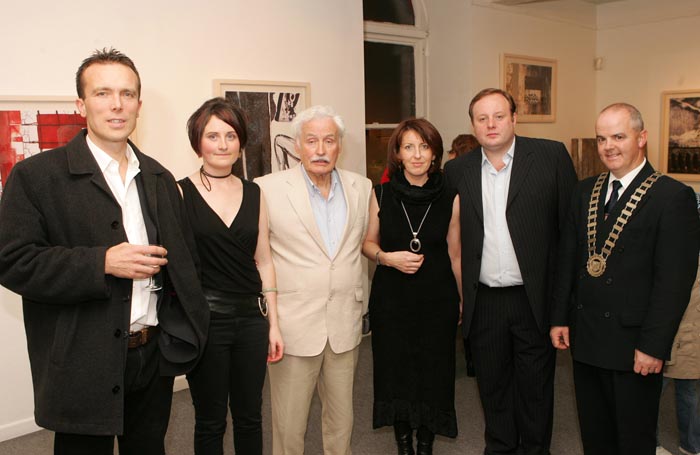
[128,327,149,348]
[138,327,149,345]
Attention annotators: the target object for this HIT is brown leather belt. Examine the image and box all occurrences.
[128,326,159,349]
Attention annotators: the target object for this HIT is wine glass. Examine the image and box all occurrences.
[145,244,164,292]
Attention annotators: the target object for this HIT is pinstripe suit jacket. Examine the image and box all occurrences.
[445,136,577,337]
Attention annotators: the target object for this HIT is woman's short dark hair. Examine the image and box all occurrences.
[187,97,248,156]
[386,118,444,178]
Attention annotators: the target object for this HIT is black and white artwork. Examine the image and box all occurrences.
[214,80,310,180]
[661,92,700,180]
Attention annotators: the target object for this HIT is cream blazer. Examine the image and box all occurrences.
[256,166,372,357]
[664,263,700,379]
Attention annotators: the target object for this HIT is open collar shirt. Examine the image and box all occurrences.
[479,138,523,287]
[86,135,158,330]
[301,166,347,258]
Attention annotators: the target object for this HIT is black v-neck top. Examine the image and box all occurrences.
[179,177,262,295]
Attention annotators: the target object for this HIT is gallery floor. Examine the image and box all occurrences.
[0,335,685,454]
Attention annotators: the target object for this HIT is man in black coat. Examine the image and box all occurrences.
[0,48,208,455]
[550,103,700,454]
[445,88,577,455]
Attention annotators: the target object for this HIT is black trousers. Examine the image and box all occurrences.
[573,360,663,455]
[54,334,175,455]
[469,284,554,455]
[187,311,269,455]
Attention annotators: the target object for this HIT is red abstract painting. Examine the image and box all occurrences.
[0,109,85,198]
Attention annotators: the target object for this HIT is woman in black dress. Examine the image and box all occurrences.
[180,98,284,454]
[363,118,462,455]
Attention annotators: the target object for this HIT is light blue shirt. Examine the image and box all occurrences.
[479,138,523,287]
[301,166,347,257]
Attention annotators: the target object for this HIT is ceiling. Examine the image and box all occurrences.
[481,0,700,29]
[492,0,624,4]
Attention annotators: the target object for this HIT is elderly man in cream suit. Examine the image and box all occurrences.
[255,105,372,455]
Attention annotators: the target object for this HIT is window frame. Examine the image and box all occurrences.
[363,0,428,130]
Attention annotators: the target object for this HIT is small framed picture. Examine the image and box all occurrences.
[660,90,700,182]
[0,96,85,197]
[213,80,310,180]
[501,54,557,123]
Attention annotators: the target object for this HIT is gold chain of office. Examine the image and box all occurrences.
[586,171,662,277]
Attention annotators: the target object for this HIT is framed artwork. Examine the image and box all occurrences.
[660,89,700,181]
[501,54,557,123]
[214,79,310,180]
[0,96,86,198]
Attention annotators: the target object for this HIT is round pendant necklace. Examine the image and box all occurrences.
[400,201,432,253]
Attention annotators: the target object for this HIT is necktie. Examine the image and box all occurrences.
[605,180,622,216]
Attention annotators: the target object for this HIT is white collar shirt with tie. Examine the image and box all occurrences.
[606,158,647,206]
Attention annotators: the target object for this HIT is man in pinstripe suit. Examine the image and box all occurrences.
[445,88,577,455]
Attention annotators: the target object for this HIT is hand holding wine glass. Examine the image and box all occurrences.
[104,242,168,280]
[145,244,165,291]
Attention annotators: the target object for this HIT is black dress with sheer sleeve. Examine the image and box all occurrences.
[369,172,460,437]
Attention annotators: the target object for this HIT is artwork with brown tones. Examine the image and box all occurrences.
[570,138,605,180]
[502,54,557,123]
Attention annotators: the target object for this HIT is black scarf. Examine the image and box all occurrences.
[389,170,445,204]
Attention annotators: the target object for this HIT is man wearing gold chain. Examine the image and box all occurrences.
[550,103,700,455]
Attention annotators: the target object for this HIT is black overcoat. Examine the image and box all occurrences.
[0,131,209,435]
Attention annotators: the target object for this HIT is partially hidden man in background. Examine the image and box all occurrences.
[255,105,372,455]
[0,48,209,455]
[550,103,700,455]
[445,88,577,455]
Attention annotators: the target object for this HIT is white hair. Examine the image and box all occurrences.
[292,105,345,143]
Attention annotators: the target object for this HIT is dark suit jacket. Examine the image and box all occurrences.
[0,131,209,435]
[445,136,577,337]
[551,162,700,371]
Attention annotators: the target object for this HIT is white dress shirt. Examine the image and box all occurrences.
[479,139,523,287]
[606,158,647,205]
[86,136,158,330]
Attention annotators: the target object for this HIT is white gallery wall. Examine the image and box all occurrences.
[426,0,700,182]
[427,0,598,151]
[0,0,365,441]
[595,0,700,190]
